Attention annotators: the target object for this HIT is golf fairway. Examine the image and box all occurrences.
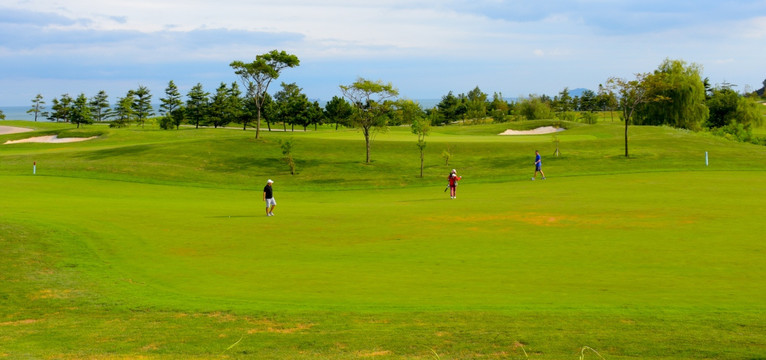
[3,171,764,312]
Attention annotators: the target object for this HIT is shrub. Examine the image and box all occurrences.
[158,115,174,130]
[580,111,599,124]
[558,111,577,122]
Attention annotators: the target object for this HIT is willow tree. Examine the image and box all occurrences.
[340,78,399,164]
[230,50,299,139]
[634,59,709,130]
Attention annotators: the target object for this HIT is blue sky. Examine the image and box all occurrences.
[1,0,765,106]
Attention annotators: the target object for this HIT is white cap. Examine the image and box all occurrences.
[451,169,456,173]
[267,179,274,183]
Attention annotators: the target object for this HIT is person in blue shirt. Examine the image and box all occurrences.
[532,150,546,180]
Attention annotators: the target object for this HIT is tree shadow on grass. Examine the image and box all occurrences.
[77,144,153,160]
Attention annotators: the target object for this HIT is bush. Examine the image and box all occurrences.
[490,109,508,123]
[516,97,555,120]
[580,111,599,124]
[159,115,174,130]
[710,123,754,143]
[558,111,577,122]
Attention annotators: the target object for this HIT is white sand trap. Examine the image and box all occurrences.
[4,135,97,144]
[0,126,34,135]
[499,126,565,135]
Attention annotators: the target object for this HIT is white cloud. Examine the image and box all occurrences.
[2,0,766,105]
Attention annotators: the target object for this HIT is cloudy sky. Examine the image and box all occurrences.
[1,0,765,106]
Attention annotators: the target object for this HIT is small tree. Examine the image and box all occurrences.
[442,144,454,166]
[112,92,135,128]
[70,93,93,128]
[132,85,154,128]
[607,73,668,157]
[89,90,111,122]
[340,78,399,164]
[0,109,5,120]
[411,117,431,178]
[230,50,300,139]
[51,94,73,123]
[159,80,183,129]
[27,94,45,122]
[279,138,296,175]
[186,83,209,129]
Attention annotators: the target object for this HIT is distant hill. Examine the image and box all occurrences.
[568,88,589,97]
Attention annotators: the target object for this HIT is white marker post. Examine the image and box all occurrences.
[705,152,708,166]
[33,161,36,175]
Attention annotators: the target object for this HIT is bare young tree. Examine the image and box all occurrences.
[607,73,668,157]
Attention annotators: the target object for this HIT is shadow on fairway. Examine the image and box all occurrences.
[207,215,260,218]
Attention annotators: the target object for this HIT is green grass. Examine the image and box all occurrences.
[1,119,766,359]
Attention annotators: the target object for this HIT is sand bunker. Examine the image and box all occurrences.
[0,126,34,135]
[499,126,565,135]
[4,135,97,144]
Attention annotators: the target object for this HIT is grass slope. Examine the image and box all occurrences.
[1,119,765,359]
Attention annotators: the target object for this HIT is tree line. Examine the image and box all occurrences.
[21,53,766,163]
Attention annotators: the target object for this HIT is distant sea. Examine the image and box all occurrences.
[1,106,37,121]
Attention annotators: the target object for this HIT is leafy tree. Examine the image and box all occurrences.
[45,97,59,122]
[734,96,763,129]
[160,81,183,129]
[411,116,431,178]
[186,83,209,129]
[554,87,573,114]
[579,89,598,113]
[26,94,45,122]
[273,82,310,132]
[258,92,275,131]
[208,82,232,128]
[324,95,353,130]
[435,91,464,125]
[0,109,5,120]
[340,78,399,164]
[89,90,111,122]
[112,92,135,128]
[608,72,669,157]
[308,101,324,131]
[51,94,73,123]
[516,95,555,120]
[70,93,93,128]
[236,83,261,131]
[489,92,510,123]
[465,86,488,121]
[160,80,182,114]
[706,88,739,128]
[230,50,300,139]
[597,84,618,121]
[131,85,154,128]
[227,82,243,128]
[390,99,424,126]
[635,59,708,130]
[710,93,765,139]
[206,82,243,129]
